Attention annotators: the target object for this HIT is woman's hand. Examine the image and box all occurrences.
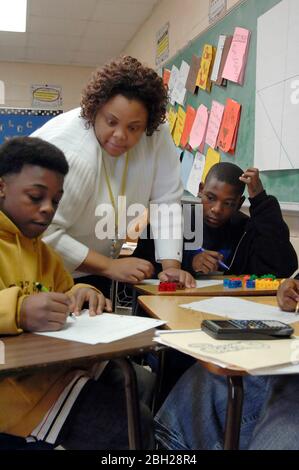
[158,268,196,288]
[277,279,299,312]
[20,292,71,332]
[192,250,224,274]
[69,288,112,316]
[103,257,154,283]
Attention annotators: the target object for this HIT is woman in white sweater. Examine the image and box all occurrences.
[33,56,195,291]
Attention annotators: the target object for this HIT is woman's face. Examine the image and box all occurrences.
[94,94,148,157]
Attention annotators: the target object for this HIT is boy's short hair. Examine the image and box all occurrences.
[0,136,69,177]
[205,162,245,196]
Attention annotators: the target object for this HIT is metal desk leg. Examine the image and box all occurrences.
[223,376,244,450]
[110,280,118,312]
[113,358,142,450]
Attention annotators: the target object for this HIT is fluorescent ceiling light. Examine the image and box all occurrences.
[0,0,27,32]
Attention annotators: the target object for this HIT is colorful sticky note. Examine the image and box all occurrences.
[217,99,241,154]
[163,69,171,87]
[216,36,232,86]
[222,27,251,85]
[189,105,209,151]
[211,35,227,82]
[202,148,221,182]
[180,105,196,148]
[167,107,178,134]
[196,44,215,92]
[187,152,205,196]
[173,106,187,147]
[205,100,225,149]
[186,55,201,94]
[180,150,194,189]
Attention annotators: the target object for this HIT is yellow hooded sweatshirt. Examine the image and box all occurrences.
[0,210,92,437]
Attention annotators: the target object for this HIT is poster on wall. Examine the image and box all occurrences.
[209,0,227,24]
[156,22,169,66]
[31,84,62,109]
[0,108,62,144]
[254,0,299,170]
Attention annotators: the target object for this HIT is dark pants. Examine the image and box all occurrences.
[56,361,155,450]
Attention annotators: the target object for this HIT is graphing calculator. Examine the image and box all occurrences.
[202,319,294,340]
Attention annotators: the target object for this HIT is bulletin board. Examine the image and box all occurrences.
[0,108,62,144]
[165,0,299,204]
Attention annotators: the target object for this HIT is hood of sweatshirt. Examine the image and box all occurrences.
[0,210,42,294]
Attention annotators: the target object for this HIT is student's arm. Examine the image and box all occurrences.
[0,286,23,335]
[245,191,297,277]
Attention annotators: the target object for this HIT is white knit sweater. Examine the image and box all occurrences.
[32,108,183,274]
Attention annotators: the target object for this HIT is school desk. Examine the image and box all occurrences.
[0,330,160,450]
[138,295,299,450]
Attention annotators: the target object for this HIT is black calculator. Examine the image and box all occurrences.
[202,319,294,340]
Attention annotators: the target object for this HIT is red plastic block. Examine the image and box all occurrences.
[158,282,177,292]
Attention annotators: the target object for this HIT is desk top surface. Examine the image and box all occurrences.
[0,330,158,377]
[138,295,299,376]
[138,295,299,332]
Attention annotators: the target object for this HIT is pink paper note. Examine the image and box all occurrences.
[189,105,209,150]
[222,27,251,84]
[205,100,225,148]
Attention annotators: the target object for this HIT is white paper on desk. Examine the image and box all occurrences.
[155,330,298,371]
[36,311,166,344]
[180,297,298,324]
[140,279,222,288]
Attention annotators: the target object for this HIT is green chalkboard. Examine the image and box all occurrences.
[165,0,299,203]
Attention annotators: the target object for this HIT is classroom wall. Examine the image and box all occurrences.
[0,61,94,111]
[124,0,241,67]
[124,0,299,260]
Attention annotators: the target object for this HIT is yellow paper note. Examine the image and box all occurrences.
[173,106,186,147]
[202,148,221,182]
[196,44,215,91]
[167,107,178,134]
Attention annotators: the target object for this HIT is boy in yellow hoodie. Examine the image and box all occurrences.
[0,137,154,450]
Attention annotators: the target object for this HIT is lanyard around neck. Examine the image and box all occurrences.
[102,152,129,228]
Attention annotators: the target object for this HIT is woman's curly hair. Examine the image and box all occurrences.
[80,56,168,136]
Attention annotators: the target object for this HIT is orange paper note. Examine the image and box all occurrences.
[163,69,171,87]
[180,105,196,148]
[217,99,241,153]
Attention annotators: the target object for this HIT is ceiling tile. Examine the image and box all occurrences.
[27,33,81,50]
[29,16,87,36]
[28,0,98,20]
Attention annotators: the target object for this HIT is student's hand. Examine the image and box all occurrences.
[277,279,299,312]
[69,288,112,316]
[239,167,264,198]
[192,250,224,274]
[20,292,71,332]
[103,257,154,283]
[158,268,196,288]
